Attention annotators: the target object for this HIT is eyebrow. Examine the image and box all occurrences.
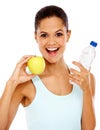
[39,31,47,34]
[39,29,63,34]
[55,29,63,33]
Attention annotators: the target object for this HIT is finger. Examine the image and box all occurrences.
[17,55,33,67]
[69,73,80,81]
[72,61,88,72]
[70,68,81,76]
[26,73,35,78]
[19,55,33,63]
[69,73,84,86]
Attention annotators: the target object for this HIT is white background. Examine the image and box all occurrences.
[0,0,100,130]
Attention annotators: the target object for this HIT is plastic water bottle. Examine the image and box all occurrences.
[70,41,97,84]
[78,41,97,70]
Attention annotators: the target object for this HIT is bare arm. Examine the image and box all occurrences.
[81,74,96,130]
[0,80,18,130]
[0,55,34,130]
[69,61,96,130]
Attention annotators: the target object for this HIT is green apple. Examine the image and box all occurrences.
[27,56,45,75]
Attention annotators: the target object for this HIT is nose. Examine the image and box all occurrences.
[47,36,56,45]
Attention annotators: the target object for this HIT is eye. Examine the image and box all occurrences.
[56,32,63,37]
[40,33,48,38]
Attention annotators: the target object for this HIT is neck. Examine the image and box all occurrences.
[43,58,69,75]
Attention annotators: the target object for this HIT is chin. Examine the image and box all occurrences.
[44,56,62,65]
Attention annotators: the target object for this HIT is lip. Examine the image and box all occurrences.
[46,47,59,57]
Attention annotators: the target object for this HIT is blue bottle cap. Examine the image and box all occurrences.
[90,41,97,47]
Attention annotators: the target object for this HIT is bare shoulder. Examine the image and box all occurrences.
[14,80,36,107]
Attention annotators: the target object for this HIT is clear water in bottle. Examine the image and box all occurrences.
[79,41,97,70]
[70,41,97,84]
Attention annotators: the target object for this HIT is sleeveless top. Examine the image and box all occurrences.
[25,76,83,130]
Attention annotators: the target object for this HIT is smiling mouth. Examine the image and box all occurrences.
[46,47,59,56]
[46,47,59,52]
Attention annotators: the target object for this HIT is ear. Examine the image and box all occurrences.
[34,32,38,43]
[66,30,71,42]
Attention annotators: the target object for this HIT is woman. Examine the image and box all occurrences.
[0,5,95,130]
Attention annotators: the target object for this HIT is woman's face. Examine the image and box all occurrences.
[35,16,71,63]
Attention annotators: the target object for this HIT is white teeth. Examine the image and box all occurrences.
[47,48,58,51]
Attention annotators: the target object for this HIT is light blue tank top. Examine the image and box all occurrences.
[25,76,83,130]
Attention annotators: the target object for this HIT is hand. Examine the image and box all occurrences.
[9,55,35,85]
[69,61,91,92]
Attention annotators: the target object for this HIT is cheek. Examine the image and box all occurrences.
[37,42,45,53]
[37,42,45,49]
[59,38,67,45]
[37,37,46,45]
[58,35,68,44]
